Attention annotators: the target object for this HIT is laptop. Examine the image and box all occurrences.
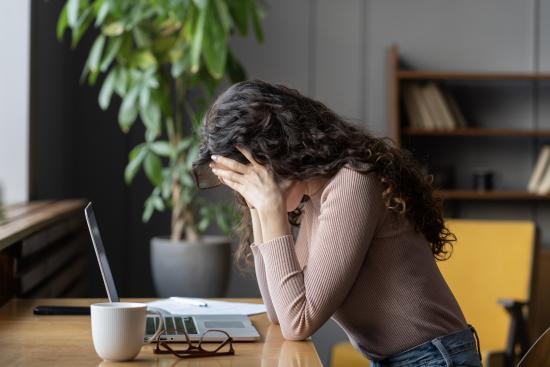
[84,202,260,342]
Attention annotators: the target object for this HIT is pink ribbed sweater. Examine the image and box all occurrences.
[250,166,467,359]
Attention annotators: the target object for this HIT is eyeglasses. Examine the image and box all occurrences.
[152,323,235,359]
[192,161,222,190]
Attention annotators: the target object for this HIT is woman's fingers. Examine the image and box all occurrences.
[211,154,248,174]
[212,167,244,184]
[219,176,244,193]
[236,146,260,167]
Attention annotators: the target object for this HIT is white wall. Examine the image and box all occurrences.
[0,1,30,204]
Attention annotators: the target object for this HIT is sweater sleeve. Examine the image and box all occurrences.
[251,243,279,324]
[254,169,383,340]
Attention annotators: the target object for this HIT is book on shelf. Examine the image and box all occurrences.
[407,83,437,129]
[527,146,550,194]
[402,84,423,128]
[421,83,448,129]
[441,86,467,129]
[402,82,467,130]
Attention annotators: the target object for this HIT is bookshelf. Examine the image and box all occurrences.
[387,44,550,201]
[435,190,550,201]
[403,128,550,137]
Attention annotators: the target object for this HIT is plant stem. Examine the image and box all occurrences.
[169,74,200,243]
[170,181,199,242]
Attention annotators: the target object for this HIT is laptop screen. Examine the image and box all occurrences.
[84,202,120,303]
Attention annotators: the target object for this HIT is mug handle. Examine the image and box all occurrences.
[144,307,165,344]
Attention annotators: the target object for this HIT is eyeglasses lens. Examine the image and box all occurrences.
[193,163,221,189]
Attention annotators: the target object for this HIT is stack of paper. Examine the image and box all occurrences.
[147,297,267,316]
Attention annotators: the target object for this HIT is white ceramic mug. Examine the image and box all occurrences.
[91,302,163,362]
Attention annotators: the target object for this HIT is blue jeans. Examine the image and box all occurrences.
[370,325,482,367]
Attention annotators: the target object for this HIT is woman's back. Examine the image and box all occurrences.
[292,167,467,359]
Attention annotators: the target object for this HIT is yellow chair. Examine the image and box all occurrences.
[330,219,536,367]
[331,342,370,367]
[439,219,536,367]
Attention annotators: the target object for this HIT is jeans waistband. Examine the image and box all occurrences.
[378,325,482,366]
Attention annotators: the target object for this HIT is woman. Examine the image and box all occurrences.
[192,79,482,367]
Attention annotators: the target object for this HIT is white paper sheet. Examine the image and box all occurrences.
[147,297,267,316]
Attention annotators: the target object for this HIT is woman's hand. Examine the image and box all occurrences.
[211,146,291,242]
[210,146,285,215]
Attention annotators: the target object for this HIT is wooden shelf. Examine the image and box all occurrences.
[397,70,550,80]
[435,190,550,200]
[403,128,550,137]
[387,45,550,203]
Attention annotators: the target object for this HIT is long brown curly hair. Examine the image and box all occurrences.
[195,79,455,269]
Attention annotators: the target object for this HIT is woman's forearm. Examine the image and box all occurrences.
[250,207,280,324]
[258,206,291,243]
[250,208,263,244]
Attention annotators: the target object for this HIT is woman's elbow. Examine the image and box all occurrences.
[280,326,312,341]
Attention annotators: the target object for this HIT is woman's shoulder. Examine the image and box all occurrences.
[320,164,382,202]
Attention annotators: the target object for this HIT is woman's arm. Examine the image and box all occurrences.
[250,208,264,244]
[250,208,279,324]
[209,150,378,338]
[255,170,382,340]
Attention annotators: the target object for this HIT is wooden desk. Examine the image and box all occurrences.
[0,298,323,367]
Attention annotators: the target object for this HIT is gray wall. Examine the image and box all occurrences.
[231,0,550,365]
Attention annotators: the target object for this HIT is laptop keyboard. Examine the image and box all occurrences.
[146,316,198,336]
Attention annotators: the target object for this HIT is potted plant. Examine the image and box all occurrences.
[57,0,264,297]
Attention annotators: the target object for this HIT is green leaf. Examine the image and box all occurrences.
[226,49,246,83]
[176,137,194,153]
[102,21,124,36]
[197,216,210,232]
[114,67,128,95]
[130,50,158,70]
[150,141,174,157]
[216,210,231,234]
[118,86,139,132]
[88,35,106,73]
[152,196,165,211]
[186,144,199,169]
[95,0,110,26]
[124,145,147,184]
[228,0,249,36]
[171,55,190,78]
[71,8,93,48]
[139,87,150,110]
[139,100,161,135]
[100,37,122,72]
[180,172,194,186]
[98,68,117,110]
[145,128,158,143]
[142,197,155,222]
[251,1,264,43]
[193,0,208,10]
[129,143,146,160]
[133,26,151,48]
[144,152,163,186]
[214,0,231,33]
[203,2,227,79]
[56,4,69,40]
[67,0,80,28]
[190,5,207,73]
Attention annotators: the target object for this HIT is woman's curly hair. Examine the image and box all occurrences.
[195,79,455,269]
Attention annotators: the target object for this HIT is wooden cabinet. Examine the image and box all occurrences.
[0,200,88,305]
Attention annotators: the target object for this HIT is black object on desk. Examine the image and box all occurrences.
[33,305,90,315]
